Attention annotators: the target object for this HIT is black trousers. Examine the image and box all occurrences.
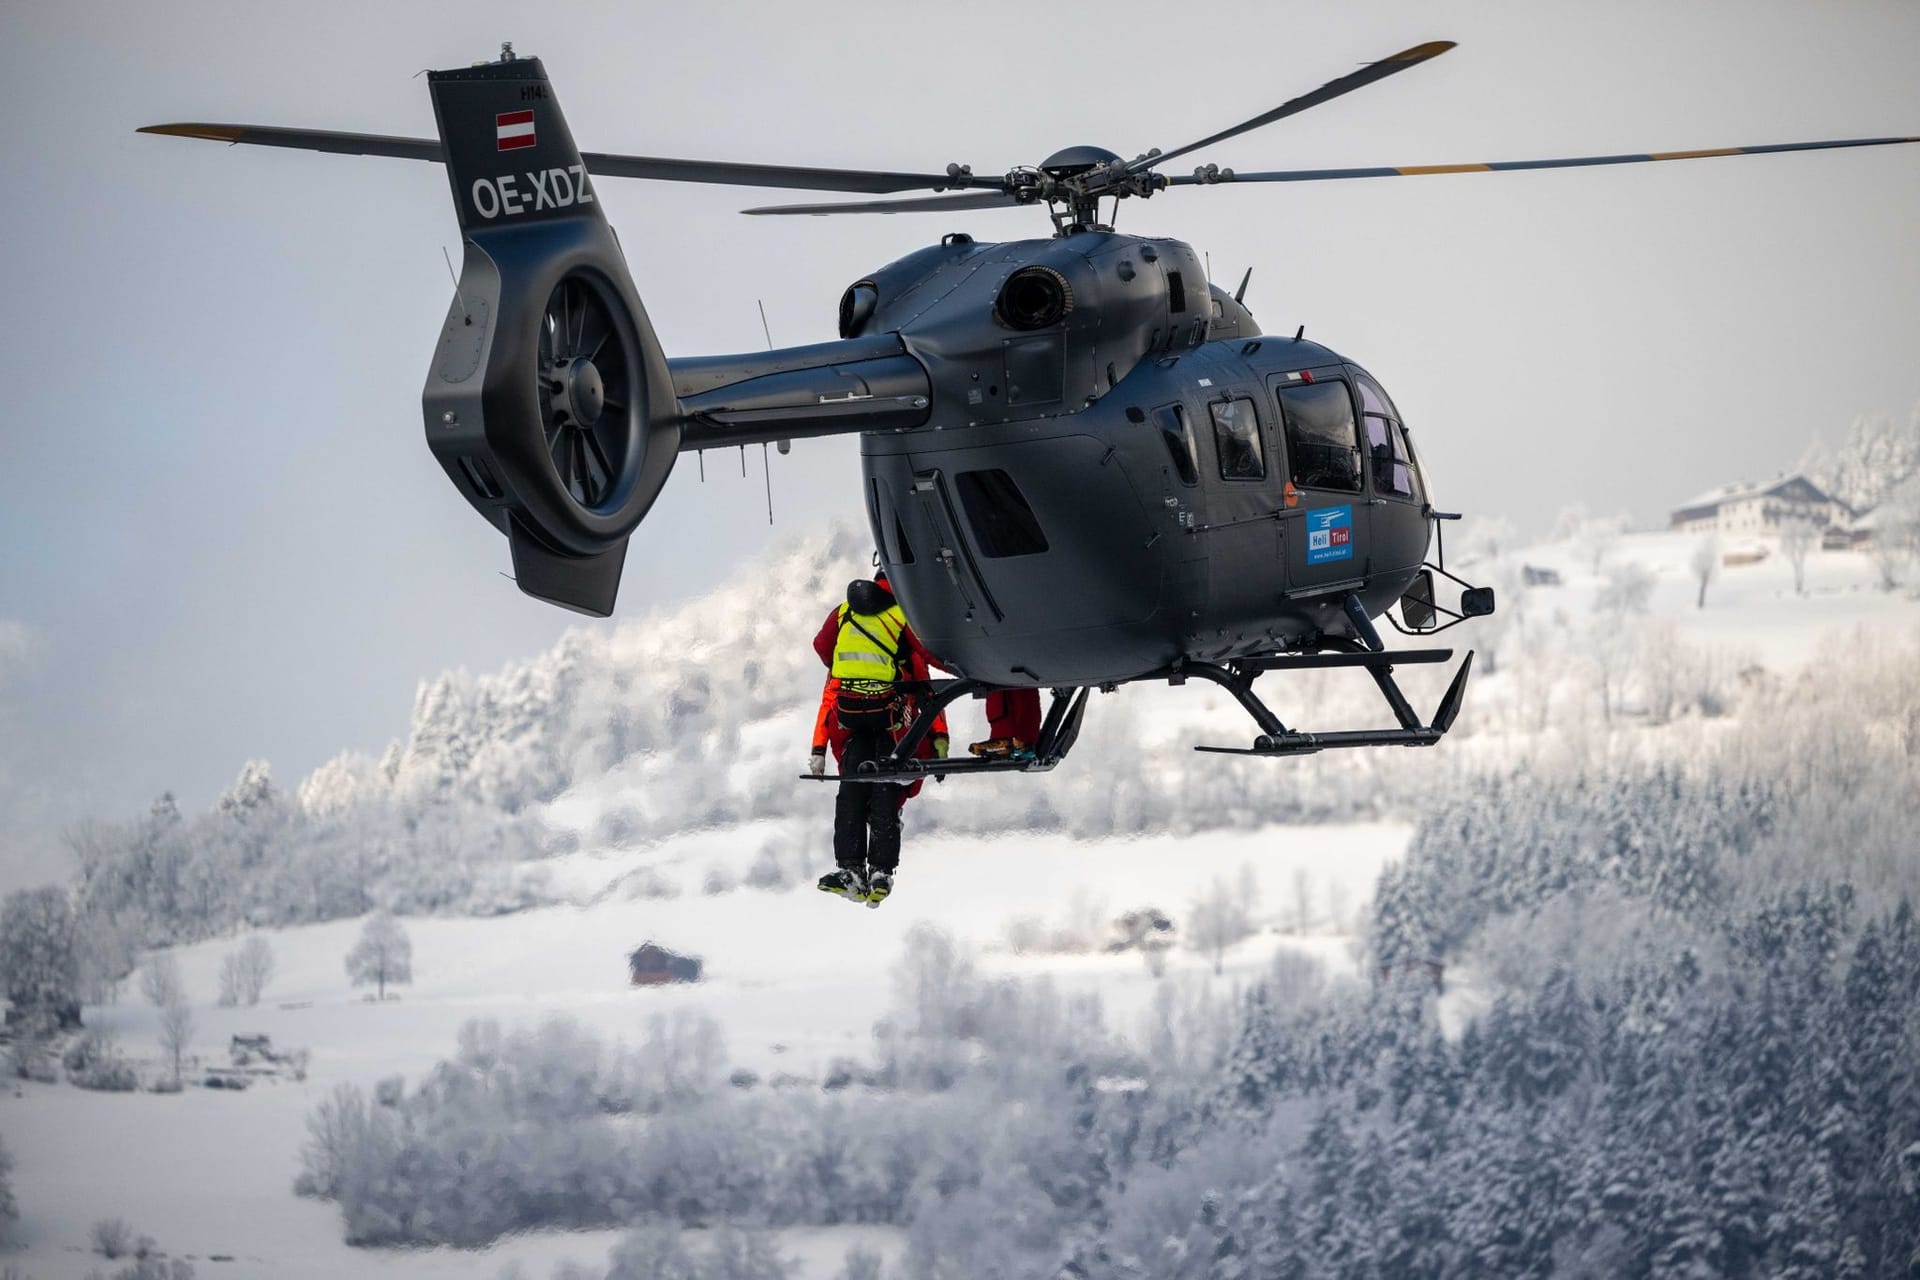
[833,726,904,872]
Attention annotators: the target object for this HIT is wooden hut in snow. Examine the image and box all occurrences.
[628,943,702,986]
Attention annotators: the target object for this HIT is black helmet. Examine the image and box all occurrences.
[846,578,889,615]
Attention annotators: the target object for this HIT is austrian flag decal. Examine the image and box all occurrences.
[495,110,536,151]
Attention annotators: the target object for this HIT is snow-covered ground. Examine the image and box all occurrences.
[1481,526,1920,669]
[8,521,1916,1278]
[2,821,1404,1279]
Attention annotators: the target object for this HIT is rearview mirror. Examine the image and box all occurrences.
[1399,571,1436,630]
[1460,586,1496,617]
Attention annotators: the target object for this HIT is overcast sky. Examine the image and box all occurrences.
[3,0,1918,888]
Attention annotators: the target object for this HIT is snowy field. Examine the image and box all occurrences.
[1480,525,1920,669]
[7,521,1916,1278]
[2,821,1406,1279]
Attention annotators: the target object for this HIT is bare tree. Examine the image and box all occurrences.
[1585,619,1639,724]
[1594,562,1655,617]
[1779,518,1816,595]
[158,995,194,1087]
[91,1217,136,1258]
[0,1134,16,1240]
[1868,486,1920,590]
[1140,934,1171,978]
[140,952,182,1010]
[74,910,139,1006]
[1578,514,1629,575]
[1326,880,1351,935]
[218,937,275,1007]
[1187,874,1254,976]
[346,912,413,1000]
[1287,867,1314,935]
[1690,535,1722,609]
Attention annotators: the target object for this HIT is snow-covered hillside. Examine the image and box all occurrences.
[5,819,1403,1279]
[7,508,1920,1279]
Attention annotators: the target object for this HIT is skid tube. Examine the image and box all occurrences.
[799,642,1475,781]
[1189,641,1475,757]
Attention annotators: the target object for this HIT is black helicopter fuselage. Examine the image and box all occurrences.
[671,230,1434,687]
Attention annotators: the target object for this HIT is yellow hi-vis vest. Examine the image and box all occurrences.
[831,603,907,686]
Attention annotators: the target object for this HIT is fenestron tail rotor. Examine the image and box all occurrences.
[538,276,631,512]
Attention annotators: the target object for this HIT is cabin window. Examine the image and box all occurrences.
[1154,404,1198,485]
[1210,397,1265,480]
[956,468,1049,558]
[1354,371,1419,500]
[1277,380,1361,492]
[873,479,917,565]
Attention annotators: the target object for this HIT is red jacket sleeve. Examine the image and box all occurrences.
[813,607,840,667]
[903,625,952,675]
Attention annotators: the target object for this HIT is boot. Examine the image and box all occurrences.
[968,737,1034,761]
[863,870,894,908]
[816,865,867,900]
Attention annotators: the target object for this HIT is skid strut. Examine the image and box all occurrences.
[1191,645,1474,757]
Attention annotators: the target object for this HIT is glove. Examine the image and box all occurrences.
[808,751,827,778]
[933,736,950,760]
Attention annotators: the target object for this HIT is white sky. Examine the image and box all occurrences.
[2,0,1918,887]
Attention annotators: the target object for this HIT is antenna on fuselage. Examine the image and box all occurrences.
[755,299,778,525]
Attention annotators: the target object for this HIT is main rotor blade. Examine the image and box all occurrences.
[138,123,981,195]
[742,190,1023,216]
[1165,133,1920,187]
[1133,40,1455,175]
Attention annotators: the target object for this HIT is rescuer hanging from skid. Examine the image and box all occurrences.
[810,573,947,906]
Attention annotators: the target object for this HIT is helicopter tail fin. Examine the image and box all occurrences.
[420,54,680,616]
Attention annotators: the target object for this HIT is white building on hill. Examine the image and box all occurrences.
[1669,474,1847,536]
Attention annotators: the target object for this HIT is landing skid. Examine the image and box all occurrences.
[1187,644,1474,758]
[801,681,1089,784]
[799,637,1474,781]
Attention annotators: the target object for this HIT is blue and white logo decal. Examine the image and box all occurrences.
[1305,504,1354,565]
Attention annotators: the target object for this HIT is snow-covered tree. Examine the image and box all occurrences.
[1691,534,1722,608]
[0,886,80,1029]
[1780,516,1816,595]
[345,913,412,999]
[73,907,140,1005]
[158,991,194,1088]
[216,937,275,1007]
[1594,561,1655,617]
[1807,406,1920,514]
[0,1133,16,1239]
[217,760,277,820]
[1187,873,1255,975]
[140,952,182,1010]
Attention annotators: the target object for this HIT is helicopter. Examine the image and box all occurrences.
[141,41,1919,781]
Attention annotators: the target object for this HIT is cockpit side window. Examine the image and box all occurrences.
[1154,404,1199,485]
[1210,397,1265,480]
[1354,372,1419,500]
[1277,380,1362,492]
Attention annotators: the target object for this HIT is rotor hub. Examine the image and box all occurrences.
[1039,145,1122,180]
[556,356,606,427]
